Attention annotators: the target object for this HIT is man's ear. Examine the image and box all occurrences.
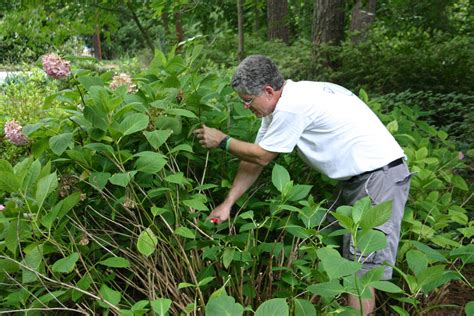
[264,85,275,97]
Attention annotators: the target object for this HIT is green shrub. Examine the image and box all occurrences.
[0,48,471,315]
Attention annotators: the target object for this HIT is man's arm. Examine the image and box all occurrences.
[208,160,264,223]
[194,124,277,166]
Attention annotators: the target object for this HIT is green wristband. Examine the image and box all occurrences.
[225,137,232,151]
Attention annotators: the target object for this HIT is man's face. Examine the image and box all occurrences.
[239,88,277,118]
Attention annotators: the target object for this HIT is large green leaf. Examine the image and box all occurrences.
[143,130,173,150]
[316,247,361,280]
[406,250,428,275]
[205,294,244,316]
[150,298,172,316]
[287,184,313,202]
[137,228,158,257]
[465,301,474,316]
[272,164,291,193]
[134,152,168,174]
[52,253,79,274]
[0,160,20,192]
[255,298,289,316]
[357,229,387,256]
[359,200,392,230]
[49,132,73,155]
[78,76,104,90]
[294,299,316,316]
[119,113,149,136]
[222,248,235,269]
[307,280,344,299]
[35,172,58,210]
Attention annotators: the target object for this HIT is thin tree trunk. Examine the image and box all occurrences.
[312,0,345,46]
[126,2,155,54]
[254,0,260,32]
[267,0,290,44]
[93,24,102,60]
[237,0,245,61]
[174,11,185,45]
[350,0,377,43]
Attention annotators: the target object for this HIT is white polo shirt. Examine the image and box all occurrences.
[255,80,405,179]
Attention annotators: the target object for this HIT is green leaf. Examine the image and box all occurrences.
[22,245,43,284]
[134,152,168,174]
[109,171,137,187]
[307,280,344,299]
[166,108,197,118]
[164,172,189,185]
[178,282,195,289]
[99,284,121,307]
[390,305,410,316]
[143,130,173,150]
[52,253,79,274]
[198,276,215,287]
[316,247,361,280]
[465,301,474,316]
[137,228,158,257]
[78,76,104,90]
[205,294,244,316]
[49,132,73,155]
[35,172,58,210]
[357,229,387,256]
[182,198,208,211]
[89,172,111,191]
[41,192,81,229]
[272,164,291,193]
[72,274,92,301]
[287,184,312,202]
[370,281,403,293]
[352,196,371,224]
[0,160,21,192]
[150,298,172,316]
[406,250,428,275]
[175,227,196,239]
[411,241,447,262]
[255,298,289,316]
[222,248,235,269]
[119,113,149,136]
[451,175,468,191]
[332,212,354,230]
[98,257,130,268]
[169,143,193,154]
[21,159,41,192]
[294,299,316,316]
[359,200,392,230]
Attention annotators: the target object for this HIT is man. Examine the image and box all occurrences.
[194,55,411,315]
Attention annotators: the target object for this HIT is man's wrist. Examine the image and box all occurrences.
[219,136,232,150]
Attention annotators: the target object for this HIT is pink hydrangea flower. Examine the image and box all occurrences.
[109,73,138,93]
[458,152,465,160]
[42,53,71,79]
[0,204,5,211]
[4,120,28,145]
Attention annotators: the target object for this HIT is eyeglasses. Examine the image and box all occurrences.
[242,96,255,108]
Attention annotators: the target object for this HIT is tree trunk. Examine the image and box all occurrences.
[174,11,185,45]
[93,24,102,60]
[312,0,345,46]
[237,0,245,61]
[126,2,155,55]
[350,0,377,43]
[267,0,290,44]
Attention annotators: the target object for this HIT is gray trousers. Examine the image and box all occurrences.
[338,160,412,280]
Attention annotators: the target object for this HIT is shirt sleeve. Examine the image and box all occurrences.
[256,111,308,153]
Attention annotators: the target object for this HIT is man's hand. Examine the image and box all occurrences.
[207,203,232,224]
[194,124,226,148]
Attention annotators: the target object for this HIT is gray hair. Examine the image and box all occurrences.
[231,55,285,96]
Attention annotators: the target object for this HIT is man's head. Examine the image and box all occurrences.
[231,55,285,117]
